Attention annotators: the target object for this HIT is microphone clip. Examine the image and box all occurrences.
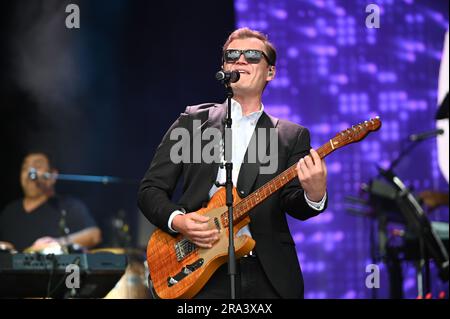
[215,70,240,84]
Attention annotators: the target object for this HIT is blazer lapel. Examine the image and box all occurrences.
[237,112,279,198]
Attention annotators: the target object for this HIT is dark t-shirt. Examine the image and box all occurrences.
[0,195,97,251]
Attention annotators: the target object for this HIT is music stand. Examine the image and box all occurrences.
[367,170,449,298]
[380,169,448,271]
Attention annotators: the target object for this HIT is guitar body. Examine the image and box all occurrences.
[146,187,255,299]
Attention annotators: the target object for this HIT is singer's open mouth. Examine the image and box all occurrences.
[235,69,250,74]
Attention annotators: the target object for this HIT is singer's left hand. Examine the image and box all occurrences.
[296,149,327,202]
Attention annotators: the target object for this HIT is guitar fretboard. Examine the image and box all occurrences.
[218,117,381,227]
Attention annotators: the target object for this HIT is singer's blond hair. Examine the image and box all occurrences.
[222,27,277,66]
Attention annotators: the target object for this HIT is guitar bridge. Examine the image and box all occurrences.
[174,239,197,262]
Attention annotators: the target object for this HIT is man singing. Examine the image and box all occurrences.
[139,28,328,298]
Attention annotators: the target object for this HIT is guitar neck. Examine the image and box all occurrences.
[218,117,381,227]
[229,140,337,225]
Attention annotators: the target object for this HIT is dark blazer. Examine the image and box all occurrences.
[138,102,327,298]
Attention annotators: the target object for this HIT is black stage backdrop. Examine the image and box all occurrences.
[0,0,235,247]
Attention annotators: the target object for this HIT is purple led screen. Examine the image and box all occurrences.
[235,0,449,298]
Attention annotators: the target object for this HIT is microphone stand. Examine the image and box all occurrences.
[29,168,138,185]
[59,209,71,254]
[215,82,237,299]
[385,128,444,174]
[374,132,435,185]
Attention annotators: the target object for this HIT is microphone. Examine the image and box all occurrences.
[215,70,240,83]
[28,167,38,181]
[409,129,444,142]
[28,167,52,180]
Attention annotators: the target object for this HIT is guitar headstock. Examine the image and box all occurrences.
[334,117,382,146]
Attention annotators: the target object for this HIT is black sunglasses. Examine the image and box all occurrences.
[223,49,272,65]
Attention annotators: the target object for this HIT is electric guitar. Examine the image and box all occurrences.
[147,117,382,299]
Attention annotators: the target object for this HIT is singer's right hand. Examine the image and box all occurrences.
[172,213,219,248]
